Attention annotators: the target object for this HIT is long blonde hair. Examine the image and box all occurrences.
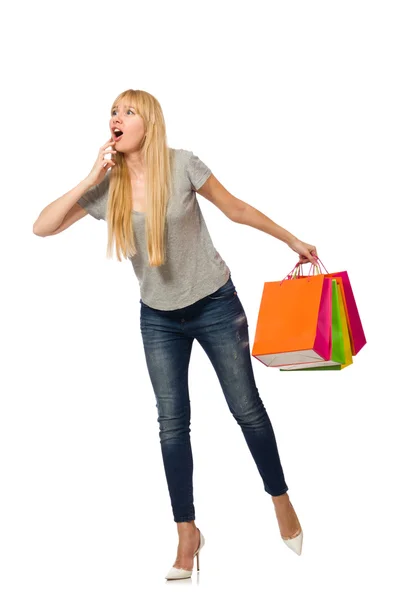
[105,89,173,267]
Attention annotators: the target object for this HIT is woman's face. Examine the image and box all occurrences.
[109,102,146,150]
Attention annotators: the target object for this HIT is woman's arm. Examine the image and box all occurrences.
[234,203,318,265]
[197,173,318,265]
[33,177,95,236]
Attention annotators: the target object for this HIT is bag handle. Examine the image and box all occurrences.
[280,255,329,285]
[309,255,329,275]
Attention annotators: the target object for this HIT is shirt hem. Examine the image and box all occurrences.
[140,267,231,311]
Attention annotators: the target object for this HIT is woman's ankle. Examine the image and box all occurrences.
[271,492,290,506]
[177,520,197,533]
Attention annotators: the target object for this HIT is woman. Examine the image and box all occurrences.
[33,89,318,580]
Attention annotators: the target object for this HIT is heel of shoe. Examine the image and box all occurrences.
[194,529,205,572]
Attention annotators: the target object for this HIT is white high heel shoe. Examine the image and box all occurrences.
[165,528,205,580]
[281,528,303,555]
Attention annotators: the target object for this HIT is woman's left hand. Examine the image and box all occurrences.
[287,238,318,265]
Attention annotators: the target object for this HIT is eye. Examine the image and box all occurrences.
[111,109,135,115]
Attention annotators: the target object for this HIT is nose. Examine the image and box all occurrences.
[112,117,122,128]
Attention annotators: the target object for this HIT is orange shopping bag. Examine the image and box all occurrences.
[252,263,332,368]
[280,278,353,371]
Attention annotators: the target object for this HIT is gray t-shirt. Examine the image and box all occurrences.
[77,148,230,310]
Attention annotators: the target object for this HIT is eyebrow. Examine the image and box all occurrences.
[113,105,135,110]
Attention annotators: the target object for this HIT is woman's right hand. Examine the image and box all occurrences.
[86,137,118,187]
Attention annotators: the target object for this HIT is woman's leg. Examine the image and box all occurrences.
[189,277,302,540]
[140,302,196,523]
[190,277,289,497]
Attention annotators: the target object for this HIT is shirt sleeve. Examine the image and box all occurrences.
[186,150,212,191]
[77,174,110,220]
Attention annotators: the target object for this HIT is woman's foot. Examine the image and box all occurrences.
[272,493,302,540]
[172,521,201,571]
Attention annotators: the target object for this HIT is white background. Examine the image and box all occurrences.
[1,0,395,597]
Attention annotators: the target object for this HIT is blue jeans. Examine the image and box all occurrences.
[139,274,288,522]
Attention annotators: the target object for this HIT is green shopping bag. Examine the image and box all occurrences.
[281,279,345,370]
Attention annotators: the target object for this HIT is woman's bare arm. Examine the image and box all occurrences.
[33,177,95,237]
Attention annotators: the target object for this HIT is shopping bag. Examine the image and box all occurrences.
[280,279,353,371]
[301,257,366,355]
[252,265,332,368]
[280,279,343,370]
[337,282,353,369]
[324,270,366,355]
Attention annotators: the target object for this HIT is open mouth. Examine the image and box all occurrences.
[113,130,124,140]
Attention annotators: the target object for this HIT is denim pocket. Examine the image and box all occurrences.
[207,276,237,300]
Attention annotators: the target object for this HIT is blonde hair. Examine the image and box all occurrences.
[105,89,174,267]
